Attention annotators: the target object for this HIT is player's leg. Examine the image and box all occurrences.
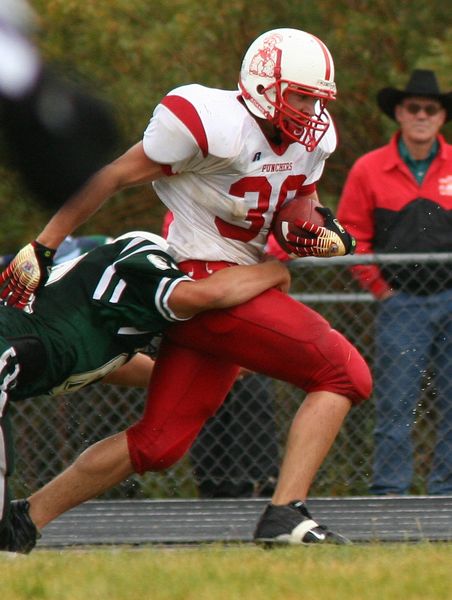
[71,287,367,545]
[0,339,20,526]
[161,289,372,544]
[27,342,238,531]
[165,262,370,503]
[270,390,351,502]
[164,291,371,496]
[127,338,239,473]
[10,340,238,548]
[166,288,371,402]
[0,410,13,527]
[29,430,133,530]
[18,289,368,548]
[125,286,362,479]
[0,338,39,553]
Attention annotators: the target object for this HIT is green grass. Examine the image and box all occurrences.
[1,543,451,600]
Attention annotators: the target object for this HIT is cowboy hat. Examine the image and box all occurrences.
[377,69,452,122]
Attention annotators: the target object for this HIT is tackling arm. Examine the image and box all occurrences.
[168,259,290,319]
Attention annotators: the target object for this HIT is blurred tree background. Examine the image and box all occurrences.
[0,0,450,252]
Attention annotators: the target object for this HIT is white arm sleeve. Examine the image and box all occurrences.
[142,104,201,169]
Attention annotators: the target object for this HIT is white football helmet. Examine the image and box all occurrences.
[239,28,336,151]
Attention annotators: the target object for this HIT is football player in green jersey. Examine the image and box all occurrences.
[0,231,290,547]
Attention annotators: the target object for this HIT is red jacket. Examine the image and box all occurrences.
[337,133,452,297]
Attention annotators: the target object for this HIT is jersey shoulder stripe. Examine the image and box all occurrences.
[161,94,208,157]
[147,85,249,165]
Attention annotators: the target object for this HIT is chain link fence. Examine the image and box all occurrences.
[9,254,452,499]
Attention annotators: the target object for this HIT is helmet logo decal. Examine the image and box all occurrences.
[249,33,283,78]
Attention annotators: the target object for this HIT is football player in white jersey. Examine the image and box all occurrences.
[0,28,372,548]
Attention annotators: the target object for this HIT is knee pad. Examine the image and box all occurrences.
[126,423,196,474]
[343,344,373,404]
[308,330,372,405]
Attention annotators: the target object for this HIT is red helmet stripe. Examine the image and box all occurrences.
[311,34,332,80]
[161,95,208,157]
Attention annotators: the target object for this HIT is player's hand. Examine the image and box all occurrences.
[262,256,291,293]
[283,207,356,257]
[0,241,56,308]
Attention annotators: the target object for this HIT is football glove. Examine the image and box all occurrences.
[283,207,356,258]
[0,241,56,308]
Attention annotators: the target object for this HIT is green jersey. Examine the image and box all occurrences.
[1,234,191,400]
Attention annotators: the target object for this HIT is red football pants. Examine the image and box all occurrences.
[127,262,372,473]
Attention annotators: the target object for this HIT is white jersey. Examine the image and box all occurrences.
[143,84,337,264]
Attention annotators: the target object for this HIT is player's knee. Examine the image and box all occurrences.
[126,424,193,474]
[340,346,373,404]
[310,332,372,405]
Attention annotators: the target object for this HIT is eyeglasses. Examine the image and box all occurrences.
[403,102,443,116]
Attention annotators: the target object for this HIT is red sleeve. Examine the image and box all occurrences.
[160,95,208,157]
[337,159,391,299]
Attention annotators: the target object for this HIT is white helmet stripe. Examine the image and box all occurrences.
[311,34,333,80]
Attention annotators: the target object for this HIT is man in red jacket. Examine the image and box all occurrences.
[337,69,452,495]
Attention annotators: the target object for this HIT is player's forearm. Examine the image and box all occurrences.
[203,260,290,309]
[169,260,290,318]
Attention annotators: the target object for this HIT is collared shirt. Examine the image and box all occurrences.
[398,137,439,184]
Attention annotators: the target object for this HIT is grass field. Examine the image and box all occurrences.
[1,543,451,600]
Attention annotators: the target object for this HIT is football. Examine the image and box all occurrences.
[272,196,325,255]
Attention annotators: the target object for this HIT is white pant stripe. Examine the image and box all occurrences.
[0,427,6,520]
[0,346,18,417]
[0,345,19,522]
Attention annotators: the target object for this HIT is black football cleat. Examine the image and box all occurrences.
[253,500,351,546]
[0,500,40,554]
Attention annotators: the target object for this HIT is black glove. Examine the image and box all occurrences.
[0,241,56,308]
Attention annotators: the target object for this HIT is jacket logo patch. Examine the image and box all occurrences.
[439,175,452,196]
